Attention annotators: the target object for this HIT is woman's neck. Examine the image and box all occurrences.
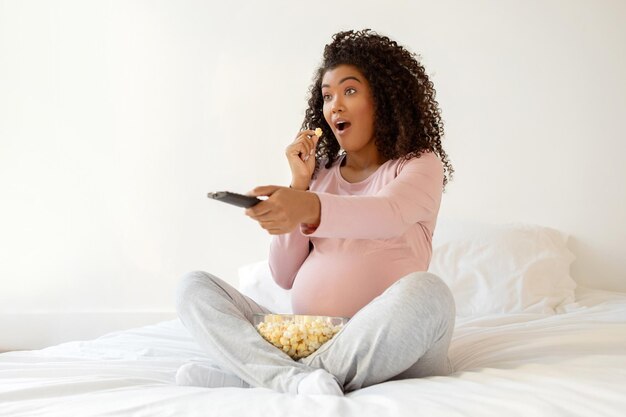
[339,149,389,184]
[341,150,388,171]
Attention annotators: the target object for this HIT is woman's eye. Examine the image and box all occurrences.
[322,93,332,102]
[346,87,357,95]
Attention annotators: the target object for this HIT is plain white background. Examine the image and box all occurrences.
[1,0,625,349]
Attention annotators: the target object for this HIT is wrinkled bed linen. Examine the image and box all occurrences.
[1,287,625,417]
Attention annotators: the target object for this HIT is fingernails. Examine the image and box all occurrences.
[310,149,314,155]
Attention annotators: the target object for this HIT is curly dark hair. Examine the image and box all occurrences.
[301,29,454,190]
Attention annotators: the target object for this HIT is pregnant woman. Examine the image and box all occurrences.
[175,29,456,396]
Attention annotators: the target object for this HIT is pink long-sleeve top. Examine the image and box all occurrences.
[268,151,444,318]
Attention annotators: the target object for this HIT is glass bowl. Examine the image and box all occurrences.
[253,313,348,360]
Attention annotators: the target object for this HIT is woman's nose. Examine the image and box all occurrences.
[331,97,345,113]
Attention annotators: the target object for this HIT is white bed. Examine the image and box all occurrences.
[2,220,626,416]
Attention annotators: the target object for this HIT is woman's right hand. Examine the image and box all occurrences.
[285,129,320,190]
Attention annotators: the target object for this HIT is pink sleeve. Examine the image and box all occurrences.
[268,229,310,290]
[303,154,443,239]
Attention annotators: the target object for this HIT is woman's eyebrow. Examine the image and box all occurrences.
[321,76,362,88]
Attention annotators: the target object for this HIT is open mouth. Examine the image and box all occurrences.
[335,121,352,132]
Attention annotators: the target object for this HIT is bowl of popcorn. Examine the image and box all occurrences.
[253,314,348,360]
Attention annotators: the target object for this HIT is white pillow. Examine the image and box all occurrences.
[238,260,293,314]
[237,219,577,317]
[429,218,577,316]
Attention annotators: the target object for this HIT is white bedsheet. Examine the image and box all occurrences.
[1,286,625,417]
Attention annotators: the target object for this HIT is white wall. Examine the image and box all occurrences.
[1,0,625,350]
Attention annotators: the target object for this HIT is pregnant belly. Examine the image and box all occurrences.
[290,250,420,318]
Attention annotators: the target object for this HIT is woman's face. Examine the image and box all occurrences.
[321,64,376,154]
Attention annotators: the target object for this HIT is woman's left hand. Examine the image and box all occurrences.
[244,185,320,235]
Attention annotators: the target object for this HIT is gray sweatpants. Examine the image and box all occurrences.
[175,270,456,394]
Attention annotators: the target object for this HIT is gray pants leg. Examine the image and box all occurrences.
[298,271,456,392]
[175,271,315,394]
[175,270,455,394]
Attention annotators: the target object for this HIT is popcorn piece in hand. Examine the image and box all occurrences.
[314,127,323,138]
